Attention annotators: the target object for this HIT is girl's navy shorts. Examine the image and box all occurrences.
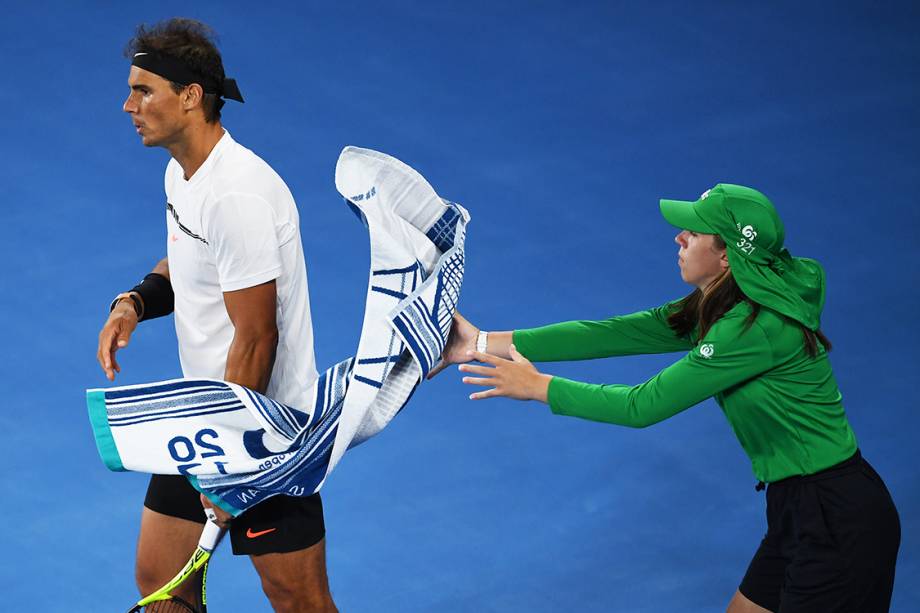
[739,450,900,612]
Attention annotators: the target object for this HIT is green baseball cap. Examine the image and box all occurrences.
[659,183,826,331]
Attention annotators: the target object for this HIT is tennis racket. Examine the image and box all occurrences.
[127,509,225,612]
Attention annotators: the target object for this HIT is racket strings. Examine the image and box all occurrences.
[129,594,200,612]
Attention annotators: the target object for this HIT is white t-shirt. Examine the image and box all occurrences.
[164,130,317,409]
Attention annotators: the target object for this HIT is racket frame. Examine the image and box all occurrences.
[132,517,223,611]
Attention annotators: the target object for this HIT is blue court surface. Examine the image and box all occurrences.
[1,1,917,611]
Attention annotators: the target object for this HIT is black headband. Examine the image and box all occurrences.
[132,52,244,103]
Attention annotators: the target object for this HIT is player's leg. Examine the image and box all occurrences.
[136,475,208,607]
[230,493,336,613]
[250,539,336,613]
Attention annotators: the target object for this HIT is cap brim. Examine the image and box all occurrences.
[659,199,716,233]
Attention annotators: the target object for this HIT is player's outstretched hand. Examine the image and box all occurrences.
[459,344,552,402]
[97,300,139,381]
[428,312,479,379]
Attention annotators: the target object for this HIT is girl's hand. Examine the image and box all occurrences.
[459,344,552,402]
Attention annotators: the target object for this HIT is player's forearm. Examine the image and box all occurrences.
[223,331,278,393]
[151,257,170,280]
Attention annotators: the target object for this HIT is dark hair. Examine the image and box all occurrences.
[125,18,226,123]
[666,235,831,357]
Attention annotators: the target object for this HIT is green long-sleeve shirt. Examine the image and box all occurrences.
[513,302,857,483]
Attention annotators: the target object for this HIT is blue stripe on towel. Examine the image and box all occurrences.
[109,397,243,426]
[357,355,402,365]
[108,404,244,427]
[415,299,445,346]
[287,406,311,429]
[313,369,330,419]
[406,305,439,367]
[106,391,239,416]
[104,379,225,401]
[354,375,383,389]
[372,263,419,276]
[393,306,440,376]
[370,286,408,300]
[316,358,352,425]
[264,395,300,436]
[392,317,432,377]
[242,387,297,440]
[105,383,229,405]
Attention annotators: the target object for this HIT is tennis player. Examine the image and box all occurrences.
[96,18,337,612]
[433,184,900,612]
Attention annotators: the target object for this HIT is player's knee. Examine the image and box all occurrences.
[135,559,199,604]
[259,576,337,613]
[134,557,161,595]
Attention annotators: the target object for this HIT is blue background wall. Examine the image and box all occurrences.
[0,1,917,610]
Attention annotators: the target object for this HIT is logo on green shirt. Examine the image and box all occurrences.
[699,343,715,359]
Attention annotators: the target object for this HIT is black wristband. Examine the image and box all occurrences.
[131,273,175,321]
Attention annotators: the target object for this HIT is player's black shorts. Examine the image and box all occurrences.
[739,450,900,612]
[144,474,325,556]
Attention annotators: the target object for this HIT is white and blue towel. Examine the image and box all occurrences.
[87,147,468,516]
